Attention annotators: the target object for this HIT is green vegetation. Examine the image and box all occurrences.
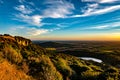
[0,34,120,80]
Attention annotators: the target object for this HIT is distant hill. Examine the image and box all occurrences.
[34,41,72,48]
[0,34,120,80]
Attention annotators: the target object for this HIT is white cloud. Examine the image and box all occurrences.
[90,25,109,29]
[81,3,98,14]
[14,5,33,14]
[27,28,48,36]
[18,0,35,6]
[82,0,119,3]
[88,22,120,30]
[72,5,120,17]
[11,26,49,36]
[77,0,120,18]
[100,0,119,3]
[15,14,43,26]
[19,0,25,3]
[49,27,61,31]
[14,0,75,28]
[87,5,120,15]
[82,0,98,2]
[32,15,43,26]
[43,0,74,18]
[111,22,120,27]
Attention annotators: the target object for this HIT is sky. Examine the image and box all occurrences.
[0,0,120,41]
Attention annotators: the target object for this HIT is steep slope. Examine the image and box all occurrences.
[0,34,120,80]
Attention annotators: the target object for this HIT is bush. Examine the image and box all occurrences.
[105,67,118,73]
[3,46,23,64]
[81,71,101,79]
[53,58,74,80]
[29,55,63,80]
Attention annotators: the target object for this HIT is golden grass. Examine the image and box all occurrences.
[46,48,56,51]
[0,60,32,80]
[0,36,15,41]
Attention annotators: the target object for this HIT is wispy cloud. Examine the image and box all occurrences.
[100,0,119,3]
[15,14,43,26]
[18,0,35,6]
[90,25,109,29]
[13,0,120,37]
[27,28,48,36]
[86,5,120,15]
[14,0,75,29]
[42,0,74,18]
[72,5,120,17]
[77,0,120,17]
[82,0,97,2]
[11,26,49,36]
[18,0,25,3]
[31,15,43,26]
[88,22,120,30]
[14,5,34,14]
[82,0,120,3]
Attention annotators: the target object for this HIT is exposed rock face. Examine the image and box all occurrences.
[0,34,31,46]
[15,36,31,46]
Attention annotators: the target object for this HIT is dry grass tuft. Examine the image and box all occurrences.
[0,60,32,80]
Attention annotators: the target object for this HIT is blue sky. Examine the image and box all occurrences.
[0,0,120,40]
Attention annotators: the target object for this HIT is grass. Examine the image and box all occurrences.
[2,46,23,64]
[46,48,56,51]
[0,60,32,80]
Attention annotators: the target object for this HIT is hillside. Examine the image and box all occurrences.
[33,41,72,48]
[0,34,120,80]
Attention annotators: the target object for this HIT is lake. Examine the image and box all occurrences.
[79,57,102,63]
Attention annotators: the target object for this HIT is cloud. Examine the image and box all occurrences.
[11,26,49,36]
[81,3,99,15]
[32,15,43,26]
[75,0,120,18]
[14,0,75,28]
[14,5,34,14]
[88,22,120,30]
[18,0,25,3]
[11,26,25,31]
[49,27,61,32]
[18,0,35,6]
[90,25,109,29]
[15,14,43,26]
[42,0,74,18]
[82,0,119,3]
[72,5,120,17]
[14,3,43,27]
[81,0,97,2]
[27,28,48,36]
[100,0,119,3]
[86,5,120,15]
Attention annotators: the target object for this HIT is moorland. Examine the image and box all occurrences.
[0,34,120,80]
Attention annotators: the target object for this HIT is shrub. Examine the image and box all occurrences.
[105,67,118,73]
[53,58,74,80]
[3,46,23,64]
[29,55,63,80]
[81,71,101,79]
